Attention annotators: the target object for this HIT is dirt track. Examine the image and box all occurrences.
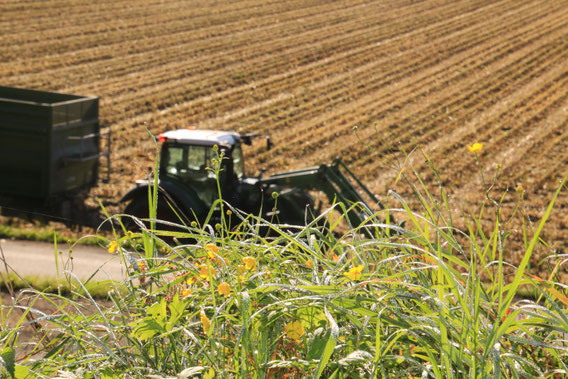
[0,239,125,282]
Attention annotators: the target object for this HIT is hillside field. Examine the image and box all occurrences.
[1,0,567,277]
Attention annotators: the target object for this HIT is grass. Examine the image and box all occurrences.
[0,221,104,246]
[0,273,121,299]
[1,148,567,378]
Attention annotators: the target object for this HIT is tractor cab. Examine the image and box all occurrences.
[121,128,277,228]
[158,129,245,207]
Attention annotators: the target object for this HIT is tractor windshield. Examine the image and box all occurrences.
[161,143,218,205]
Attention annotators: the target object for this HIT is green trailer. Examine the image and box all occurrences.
[0,86,110,223]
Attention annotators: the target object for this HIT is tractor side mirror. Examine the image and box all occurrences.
[266,136,272,151]
[241,135,252,145]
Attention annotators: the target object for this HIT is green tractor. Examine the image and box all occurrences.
[121,129,385,232]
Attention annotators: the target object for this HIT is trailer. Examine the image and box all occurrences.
[0,86,110,225]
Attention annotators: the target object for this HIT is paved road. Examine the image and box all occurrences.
[0,239,127,282]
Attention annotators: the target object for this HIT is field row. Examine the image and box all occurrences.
[102,0,530,142]
[4,0,494,131]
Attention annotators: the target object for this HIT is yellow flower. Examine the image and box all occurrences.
[198,264,216,280]
[516,185,524,193]
[344,265,364,281]
[217,282,231,297]
[305,259,314,269]
[181,288,191,298]
[107,240,119,254]
[285,320,305,342]
[137,261,146,272]
[186,275,199,285]
[467,142,483,154]
[243,257,257,271]
[205,243,218,257]
[200,312,211,333]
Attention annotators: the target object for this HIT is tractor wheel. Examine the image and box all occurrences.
[122,194,190,234]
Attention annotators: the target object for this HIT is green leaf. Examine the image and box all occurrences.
[501,173,567,316]
[0,347,14,379]
[203,368,215,379]
[307,329,331,361]
[166,294,186,332]
[14,365,32,379]
[147,299,168,326]
[130,318,164,342]
[313,333,336,379]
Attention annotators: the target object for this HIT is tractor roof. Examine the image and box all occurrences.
[159,129,241,148]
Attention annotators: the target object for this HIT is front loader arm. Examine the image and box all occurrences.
[259,159,386,231]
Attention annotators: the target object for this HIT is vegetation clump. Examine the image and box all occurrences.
[1,151,567,378]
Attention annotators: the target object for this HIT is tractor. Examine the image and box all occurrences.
[121,128,385,232]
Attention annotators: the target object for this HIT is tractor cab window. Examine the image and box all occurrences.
[232,142,245,179]
[161,144,218,205]
[162,144,214,179]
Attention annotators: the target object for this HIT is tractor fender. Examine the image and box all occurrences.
[120,181,208,222]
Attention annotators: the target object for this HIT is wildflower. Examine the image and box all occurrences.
[285,320,305,342]
[200,312,211,333]
[217,282,231,297]
[305,259,314,269]
[205,243,219,255]
[331,253,339,263]
[205,243,221,263]
[137,261,146,272]
[467,142,483,154]
[344,265,364,281]
[107,240,119,254]
[187,275,199,285]
[181,288,191,298]
[198,264,216,280]
[516,185,524,193]
[243,257,257,271]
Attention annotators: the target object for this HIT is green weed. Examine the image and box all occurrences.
[2,146,567,378]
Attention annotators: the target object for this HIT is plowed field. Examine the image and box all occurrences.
[1,0,567,277]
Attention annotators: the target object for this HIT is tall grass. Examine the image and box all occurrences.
[2,150,568,378]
